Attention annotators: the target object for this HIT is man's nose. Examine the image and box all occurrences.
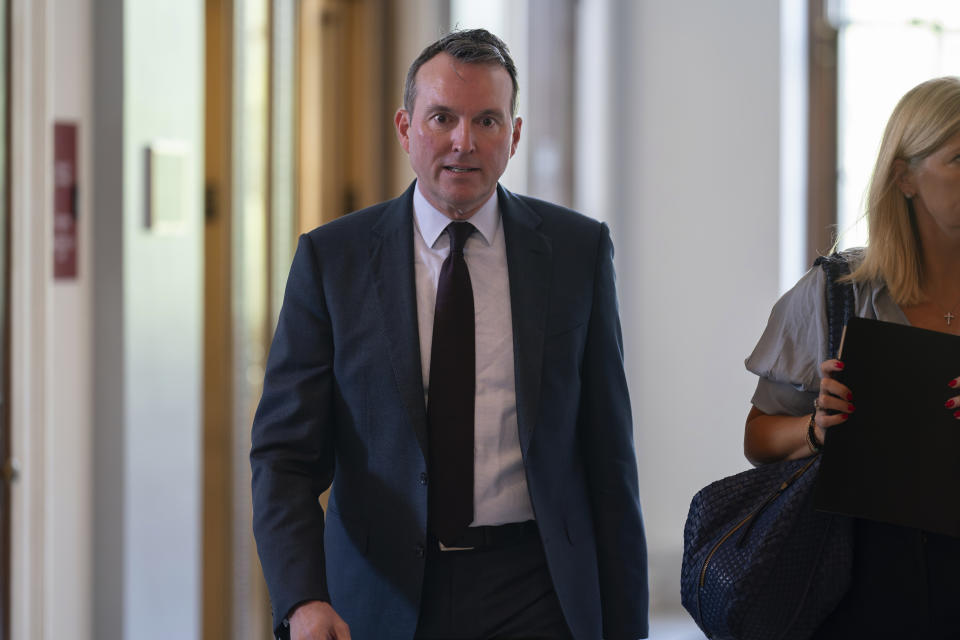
[451,121,475,153]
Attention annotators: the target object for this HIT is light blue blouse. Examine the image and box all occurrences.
[745,249,909,417]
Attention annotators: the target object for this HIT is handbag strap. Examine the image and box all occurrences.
[732,255,854,546]
[813,253,855,359]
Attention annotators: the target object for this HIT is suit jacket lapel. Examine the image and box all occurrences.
[370,183,429,458]
[499,185,552,456]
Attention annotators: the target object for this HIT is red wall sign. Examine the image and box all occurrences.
[54,122,78,279]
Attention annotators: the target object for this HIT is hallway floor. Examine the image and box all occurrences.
[649,613,707,640]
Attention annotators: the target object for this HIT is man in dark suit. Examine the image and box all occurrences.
[251,29,648,640]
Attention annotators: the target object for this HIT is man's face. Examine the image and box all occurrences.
[395,52,522,220]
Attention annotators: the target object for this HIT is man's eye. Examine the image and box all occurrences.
[433,114,449,124]
[481,117,495,127]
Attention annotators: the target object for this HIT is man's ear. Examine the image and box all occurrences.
[510,116,522,158]
[395,109,411,153]
[893,158,915,197]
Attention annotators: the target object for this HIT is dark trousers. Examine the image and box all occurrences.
[813,519,960,639]
[414,523,573,640]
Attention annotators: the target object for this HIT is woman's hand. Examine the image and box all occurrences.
[744,359,857,465]
[946,376,960,419]
[811,359,856,443]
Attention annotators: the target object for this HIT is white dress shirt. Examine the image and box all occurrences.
[412,183,535,526]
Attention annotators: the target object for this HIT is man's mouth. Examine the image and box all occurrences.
[444,166,479,173]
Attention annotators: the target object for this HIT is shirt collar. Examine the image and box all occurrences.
[413,181,499,249]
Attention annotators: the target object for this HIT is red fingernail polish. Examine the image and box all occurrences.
[947,399,956,409]
[848,404,855,411]
[841,414,849,420]
[836,362,845,369]
[846,392,853,401]
[950,380,958,388]
[954,410,960,419]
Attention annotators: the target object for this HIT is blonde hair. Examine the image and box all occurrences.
[850,76,960,304]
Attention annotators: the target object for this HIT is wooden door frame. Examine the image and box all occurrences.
[807,0,838,261]
[203,0,235,637]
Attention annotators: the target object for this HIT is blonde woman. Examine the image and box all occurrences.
[744,77,960,637]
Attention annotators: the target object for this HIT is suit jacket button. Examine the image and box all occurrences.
[419,472,428,486]
[415,543,425,558]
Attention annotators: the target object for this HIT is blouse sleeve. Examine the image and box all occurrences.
[745,265,829,417]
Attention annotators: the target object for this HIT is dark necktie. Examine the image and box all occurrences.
[427,222,475,546]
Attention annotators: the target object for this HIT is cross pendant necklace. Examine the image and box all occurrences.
[930,293,960,327]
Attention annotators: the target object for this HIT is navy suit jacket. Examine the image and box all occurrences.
[251,183,648,640]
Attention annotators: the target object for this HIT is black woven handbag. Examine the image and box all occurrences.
[680,254,855,640]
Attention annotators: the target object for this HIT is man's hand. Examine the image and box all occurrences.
[289,600,351,640]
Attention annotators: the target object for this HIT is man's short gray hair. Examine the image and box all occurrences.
[403,28,519,117]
